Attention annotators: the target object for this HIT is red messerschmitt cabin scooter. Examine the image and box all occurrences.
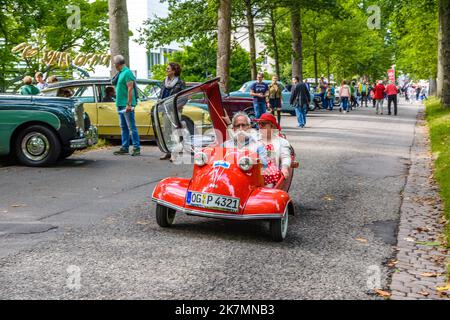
[151,78,298,241]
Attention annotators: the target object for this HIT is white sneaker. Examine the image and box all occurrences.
[343,110,347,113]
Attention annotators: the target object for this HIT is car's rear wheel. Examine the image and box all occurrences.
[156,204,176,228]
[15,125,61,167]
[269,208,289,242]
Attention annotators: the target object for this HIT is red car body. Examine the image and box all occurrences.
[150,78,297,241]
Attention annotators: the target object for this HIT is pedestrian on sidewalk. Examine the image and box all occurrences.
[319,77,328,110]
[361,81,369,107]
[250,73,269,119]
[158,62,186,161]
[20,76,40,96]
[339,80,351,113]
[385,81,399,116]
[374,80,386,115]
[112,55,141,157]
[415,86,421,101]
[290,76,310,128]
[268,75,282,125]
[326,84,335,111]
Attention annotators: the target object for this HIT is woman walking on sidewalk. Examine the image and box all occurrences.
[374,80,386,115]
[339,80,351,113]
[268,76,283,125]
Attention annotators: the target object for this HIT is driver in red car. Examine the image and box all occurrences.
[223,112,291,188]
[255,113,291,187]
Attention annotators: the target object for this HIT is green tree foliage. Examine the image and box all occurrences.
[0,0,109,92]
[260,0,393,84]
[386,0,438,80]
[137,0,218,50]
[151,37,250,91]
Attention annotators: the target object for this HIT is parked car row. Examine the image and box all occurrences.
[0,78,325,167]
[229,80,317,114]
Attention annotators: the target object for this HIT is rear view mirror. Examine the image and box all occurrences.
[291,161,299,169]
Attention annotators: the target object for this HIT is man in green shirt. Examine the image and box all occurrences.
[112,55,141,157]
[20,76,40,95]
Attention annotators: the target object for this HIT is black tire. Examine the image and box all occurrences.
[59,149,75,160]
[156,204,176,228]
[269,209,289,242]
[15,125,61,167]
[181,116,195,136]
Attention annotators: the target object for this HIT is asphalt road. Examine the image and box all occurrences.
[0,102,419,299]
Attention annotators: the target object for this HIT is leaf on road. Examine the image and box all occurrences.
[322,195,335,201]
[11,204,26,208]
[356,237,368,244]
[416,226,430,233]
[374,289,391,298]
[420,272,441,278]
[136,220,151,226]
[436,284,450,292]
[416,241,441,247]
[417,291,430,297]
[404,237,416,242]
[387,260,398,267]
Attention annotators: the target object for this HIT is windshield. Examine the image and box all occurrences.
[152,79,225,155]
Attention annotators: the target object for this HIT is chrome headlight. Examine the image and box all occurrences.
[238,156,254,171]
[72,103,85,133]
[194,152,208,166]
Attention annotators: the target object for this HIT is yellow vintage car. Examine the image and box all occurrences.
[41,78,211,140]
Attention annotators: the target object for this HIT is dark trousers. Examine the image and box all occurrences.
[361,93,368,107]
[388,95,398,115]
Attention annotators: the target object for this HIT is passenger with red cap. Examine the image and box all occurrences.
[255,113,292,187]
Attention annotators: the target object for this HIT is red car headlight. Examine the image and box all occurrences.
[194,152,208,166]
[238,156,254,171]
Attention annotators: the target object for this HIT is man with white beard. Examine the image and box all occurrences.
[223,112,261,150]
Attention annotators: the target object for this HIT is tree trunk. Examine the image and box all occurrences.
[217,0,232,93]
[245,0,257,80]
[437,0,444,98]
[439,0,450,107]
[270,9,280,79]
[429,77,437,96]
[327,56,331,83]
[313,30,318,85]
[108,0,130,73]
[290,7,303,81]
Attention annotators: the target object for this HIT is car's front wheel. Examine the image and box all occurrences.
[269,209,289,242]
[15,125,61,167]
[156,204,176,228]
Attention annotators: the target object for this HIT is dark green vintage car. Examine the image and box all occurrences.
[0,95,98,167]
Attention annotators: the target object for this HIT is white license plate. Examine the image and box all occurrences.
[186,192,240,213]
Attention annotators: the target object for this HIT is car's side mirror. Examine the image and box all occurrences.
[291,161,299,169]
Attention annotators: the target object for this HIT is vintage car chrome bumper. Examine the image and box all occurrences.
[152,198,284,220]
[70,126,98,149]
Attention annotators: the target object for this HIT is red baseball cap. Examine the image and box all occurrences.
[255,113,281,131]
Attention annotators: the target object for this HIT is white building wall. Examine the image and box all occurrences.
[234,25,274,76]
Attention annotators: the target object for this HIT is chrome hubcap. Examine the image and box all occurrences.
[21,132,50,161]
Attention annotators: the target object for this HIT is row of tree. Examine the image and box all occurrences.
[136,0,449,105]
[0,0,448,106]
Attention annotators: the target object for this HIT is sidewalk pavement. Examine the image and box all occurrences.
[389,105,449,300]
